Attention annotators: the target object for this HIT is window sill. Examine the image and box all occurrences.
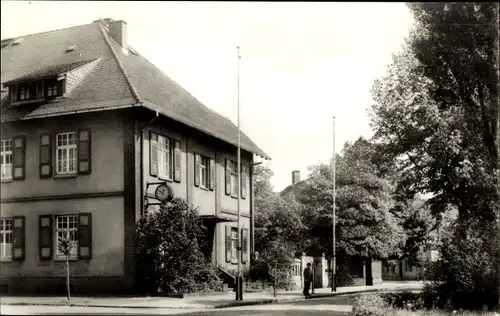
[230,194,239,199]
[54,257,78,262]
[54,173,78,179]
[158,175,173,183]
[199,186,210,191]
[1,178,13,183]
[0,258,12,263]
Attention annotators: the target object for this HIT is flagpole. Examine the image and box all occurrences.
[236,45,243,301]
[332,116,337,292]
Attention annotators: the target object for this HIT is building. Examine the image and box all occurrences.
[281,170,383,287]
[0,18,269,294]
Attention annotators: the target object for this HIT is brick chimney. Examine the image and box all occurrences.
[292,170,300,185]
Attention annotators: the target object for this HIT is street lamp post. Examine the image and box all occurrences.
[332,116,337,292]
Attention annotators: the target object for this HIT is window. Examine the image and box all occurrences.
[55,215,78,259]
[18,84,32,101]
[46,82,59,97]
[56,132,77,174]
[199,156,209,189]
[0,218,13,261]
[0,139,13,180]
[230,227,238,263]
[158,135,172,179]
[230,161,237,196]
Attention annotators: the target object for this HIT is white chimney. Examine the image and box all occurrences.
[292,170,300,185]
[104,19,128,55]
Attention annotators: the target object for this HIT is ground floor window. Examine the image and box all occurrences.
[55,214,78,259]
[230,227,238,263]
[0,218,12,261]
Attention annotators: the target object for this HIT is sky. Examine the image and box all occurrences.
[1,1,415,192]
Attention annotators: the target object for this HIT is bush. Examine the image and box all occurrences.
[249,238,296,290]
[352,293,396,316]
[381,292,425,311]
[422,221,499,310]
[135,198,222,295]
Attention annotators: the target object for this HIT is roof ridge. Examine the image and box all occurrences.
[96,23,141,104]
[1,22,95,42]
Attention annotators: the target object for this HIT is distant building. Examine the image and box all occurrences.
[0,18,269,294]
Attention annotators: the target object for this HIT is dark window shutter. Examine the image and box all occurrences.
[39,133,52,178]
[173,139,181,183]
[10,84,17,102]
[39,215,53,261]
[149,131,158,176]
[77,129,91,174]
[225,158,231,195]
[78,213,92,260]
[241,228,248,264]
[241,164,248,199]
[225,226,232,263]
[194,153,200,187]
[209,158,215,191]
[12,216,25,261]
[12,135,25,180]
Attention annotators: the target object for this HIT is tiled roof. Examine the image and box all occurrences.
[3,59,98,85]
[1,22,269,160]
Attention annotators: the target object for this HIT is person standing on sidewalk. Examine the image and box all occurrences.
[303,262,312,296]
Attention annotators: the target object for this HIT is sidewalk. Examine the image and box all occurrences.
[0,281,424,310]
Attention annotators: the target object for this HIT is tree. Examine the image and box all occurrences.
[369,2,500,308]
[370,2,499,223]
[57,236,76,300]
[296,138,406,261]
[253,165,307,254]
[135,198,221,295]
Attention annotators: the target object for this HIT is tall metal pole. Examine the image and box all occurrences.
[332,116,337,292]
[236,45,243,301]
[496,2,500,310]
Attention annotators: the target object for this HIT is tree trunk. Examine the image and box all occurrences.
[66,257,71,300]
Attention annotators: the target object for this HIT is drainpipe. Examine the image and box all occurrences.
[140,110,159,216]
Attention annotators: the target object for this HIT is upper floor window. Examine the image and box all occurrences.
[0,139,13,180]
[199,156,210,189]
[56,132,77,175]
[45,79,62,98]
[18,83,34,101]
[55,214,78,259]
[230,161,238,196]
[158,135,172,179]
[0,218,13,261]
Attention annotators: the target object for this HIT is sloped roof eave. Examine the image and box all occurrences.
[140,100,270,160]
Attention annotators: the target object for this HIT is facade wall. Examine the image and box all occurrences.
[0,111,125,198]
[138,114,254,272]
[0,112,129,293]
[0,196,125,277]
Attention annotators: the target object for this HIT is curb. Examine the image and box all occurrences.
[0,287,422,310]
[212,287,416,309]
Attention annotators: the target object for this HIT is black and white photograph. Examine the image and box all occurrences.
[0,1,499,315]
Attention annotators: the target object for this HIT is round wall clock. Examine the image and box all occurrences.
[155,183,173,202]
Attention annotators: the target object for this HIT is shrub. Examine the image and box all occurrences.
[336,260,355,287]
[422,221,499,310]
[352,293,396,316]
[249,238,296,290]
[381,291,425,311]
[135,198,222,295]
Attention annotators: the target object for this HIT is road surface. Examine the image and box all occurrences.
[0,294,357,316]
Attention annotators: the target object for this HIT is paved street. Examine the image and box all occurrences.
[0,295,357,315]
